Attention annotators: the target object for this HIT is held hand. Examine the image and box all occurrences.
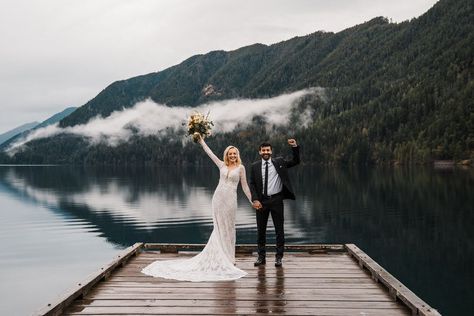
[252,200,262,210]
[194,133,203,143]
[288,139,297,147]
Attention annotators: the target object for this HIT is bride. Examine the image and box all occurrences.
[141,136,253,281]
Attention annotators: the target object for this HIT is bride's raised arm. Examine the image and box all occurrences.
[198,137,224,168]
[239,165,253,204]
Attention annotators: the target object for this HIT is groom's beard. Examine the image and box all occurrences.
[261,154,271,160]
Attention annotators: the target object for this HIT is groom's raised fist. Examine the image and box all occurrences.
[288,139,297,147]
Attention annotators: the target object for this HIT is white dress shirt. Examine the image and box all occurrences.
[261,159,283,195]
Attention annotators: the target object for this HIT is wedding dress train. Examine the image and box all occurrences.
[141,139,252,281]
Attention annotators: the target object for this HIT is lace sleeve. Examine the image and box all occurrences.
[239,165,253,204]
[199,138,224,168]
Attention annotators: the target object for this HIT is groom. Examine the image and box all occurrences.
[249,139,300,267]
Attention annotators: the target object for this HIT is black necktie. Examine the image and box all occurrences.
[264,161,269,196]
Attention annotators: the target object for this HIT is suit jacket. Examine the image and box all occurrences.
[249,146,300,201]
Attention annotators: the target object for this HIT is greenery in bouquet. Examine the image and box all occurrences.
[186,111,214,142]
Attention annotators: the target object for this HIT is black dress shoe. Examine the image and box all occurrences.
[275,257,282,267]
[254,257,266,266]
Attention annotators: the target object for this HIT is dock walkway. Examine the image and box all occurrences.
[37,243,440,316]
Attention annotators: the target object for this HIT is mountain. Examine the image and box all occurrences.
[3,0,473,165]
[0,107,77,150]
[35,107,77,129]
[0,122,38,146]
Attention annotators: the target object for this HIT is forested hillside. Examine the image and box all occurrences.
[2,0,472,165]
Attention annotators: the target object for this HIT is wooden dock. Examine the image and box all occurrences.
[36,243,441,316]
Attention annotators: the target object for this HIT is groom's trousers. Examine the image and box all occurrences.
[256,194,284,259]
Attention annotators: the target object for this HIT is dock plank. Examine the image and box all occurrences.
[72,299,404,308]
[65,250,407,315]
[33,244,439,316]
[65,306,410,315]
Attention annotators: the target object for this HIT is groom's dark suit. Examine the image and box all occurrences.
[249,146,300,259]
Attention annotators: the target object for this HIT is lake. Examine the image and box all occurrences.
[0,164,472,315]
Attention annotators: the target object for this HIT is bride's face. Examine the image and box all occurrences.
[227,148,238,163]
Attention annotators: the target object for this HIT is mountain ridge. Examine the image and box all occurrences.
[3,0,473,165]
[0,107,77,150]
[0,122,38,146]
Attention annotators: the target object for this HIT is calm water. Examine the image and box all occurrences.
[0,164,472,315]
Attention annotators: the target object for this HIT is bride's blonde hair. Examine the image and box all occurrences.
[223,146,242,166]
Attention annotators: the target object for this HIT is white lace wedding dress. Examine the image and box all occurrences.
[141,139,252,281]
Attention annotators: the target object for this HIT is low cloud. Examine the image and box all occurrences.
[7,87,324,153]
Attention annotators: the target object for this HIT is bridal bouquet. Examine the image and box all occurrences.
[186,111,214,142]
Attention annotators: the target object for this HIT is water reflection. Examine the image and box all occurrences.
[254,267,286,314]
[0,165,305,246]
[0,165,473,315]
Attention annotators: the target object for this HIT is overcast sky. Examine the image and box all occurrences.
[0,0,438,133]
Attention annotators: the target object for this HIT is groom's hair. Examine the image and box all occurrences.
[259,142,272,150]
